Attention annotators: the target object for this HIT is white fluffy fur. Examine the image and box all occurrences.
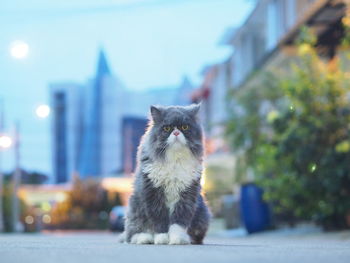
[142,130,202,213]
[154,233,169,245]
[168,224,190,245]
[130,233,154,244]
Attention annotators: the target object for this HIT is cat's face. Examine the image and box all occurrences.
[149,104,203,159]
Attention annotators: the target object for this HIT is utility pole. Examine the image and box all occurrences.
[0,141,3,233]
[0,99,5,232]
[12,121,21,232]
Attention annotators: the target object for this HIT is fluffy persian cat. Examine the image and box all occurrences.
[120,104,210,245]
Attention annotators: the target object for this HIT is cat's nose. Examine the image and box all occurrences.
[173,131,180,136]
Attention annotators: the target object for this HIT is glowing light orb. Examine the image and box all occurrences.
[0,135,12,148]
[41,202,51,212]
[10,41,29,59]
[56,192,67,202]
[25,215,34,225]
[35,104,50,118]
[42,214,51,224]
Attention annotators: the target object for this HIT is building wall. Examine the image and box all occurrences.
[78,78,101,177]
[121,116,148,174]
[210,62,230,127]
[78,74,125,177]
[50,83,82,184]
[101,76,126,175]
[52,91,67,184]
[231,0,317,88]
[192,61,230,153]
[51,74,124,181]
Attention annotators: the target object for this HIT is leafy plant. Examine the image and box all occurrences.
[226,27,350,230]
[49,177,117,229]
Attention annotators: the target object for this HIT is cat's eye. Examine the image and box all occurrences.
[181,125,189,131]
[163,126,171,132]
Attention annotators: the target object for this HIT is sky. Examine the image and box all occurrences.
[0,0,253,176]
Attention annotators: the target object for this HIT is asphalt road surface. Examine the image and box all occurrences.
[0,232,349,263]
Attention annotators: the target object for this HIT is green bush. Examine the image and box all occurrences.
[226,29,350,230]
[49,177,116,229]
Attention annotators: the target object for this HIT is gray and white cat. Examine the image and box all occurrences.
[120,104,210,245]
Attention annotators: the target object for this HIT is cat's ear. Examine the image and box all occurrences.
[187,103,201,118]
[150,105,163,123]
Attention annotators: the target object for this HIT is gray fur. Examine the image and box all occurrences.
[123,104,210,245]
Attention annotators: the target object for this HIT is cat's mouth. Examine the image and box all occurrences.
[169,137,186,147]
[170,137,180,144]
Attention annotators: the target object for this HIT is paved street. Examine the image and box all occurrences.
[0,232,350,263]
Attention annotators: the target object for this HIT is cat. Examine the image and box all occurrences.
[119,104,210,245]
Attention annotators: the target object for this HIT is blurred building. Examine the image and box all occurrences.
[78,50,126,178]
[50,49,126,183]
[121,116,148,175]
[191,0,347,154]
[50,82,83,183]
[189,0,348,195]
[191,62,232,155]
[223,0,346,89]
[191,63,230,137]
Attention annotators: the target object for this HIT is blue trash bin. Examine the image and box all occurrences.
[240,183,270,234]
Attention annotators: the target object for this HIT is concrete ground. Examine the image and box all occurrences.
[0,231,349,263]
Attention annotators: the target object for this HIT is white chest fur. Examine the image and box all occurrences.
[143,145,202,213]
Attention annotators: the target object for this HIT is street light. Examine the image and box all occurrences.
[9,41,29,59]
[2,41,29,233]
[11,122,22,232]
[0,135,12,149]
[35,105,50,119]
[6,40,31,232]
[0,134,13,232]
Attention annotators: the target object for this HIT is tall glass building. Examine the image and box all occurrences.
[50,49,125,183]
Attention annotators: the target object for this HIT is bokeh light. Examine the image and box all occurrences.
[0,135,12,148]
[41,202,51,212]
[25,215,34,225]
[10,41,29,59]
[42,214,51,224]
[35,104,50,118]
[55,192,67,203]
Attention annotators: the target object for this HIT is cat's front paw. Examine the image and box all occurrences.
[168,224,190,245]
[130,233,154,244]
[154,233,169,245]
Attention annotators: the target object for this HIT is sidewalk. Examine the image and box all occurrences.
[209,218,350,242]
[1,231,349,263]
